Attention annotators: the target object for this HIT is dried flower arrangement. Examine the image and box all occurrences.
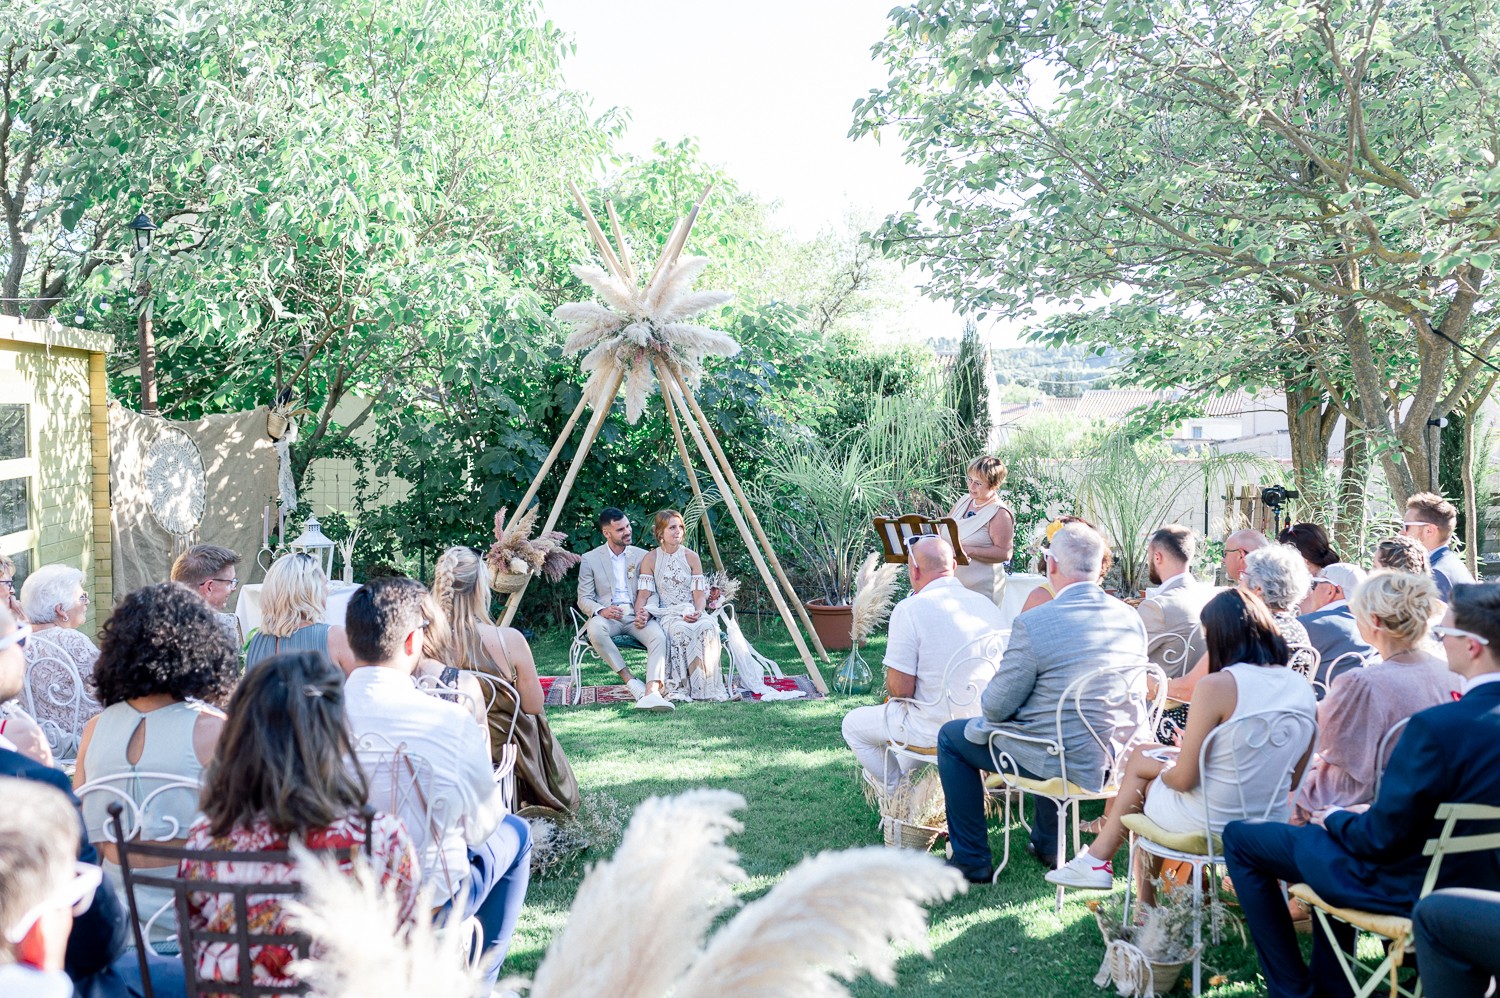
[1087,881,1240,996]
[850,552,903,646]
[705,570,740,612]
[527,791,631,880]
[485,506,580,588]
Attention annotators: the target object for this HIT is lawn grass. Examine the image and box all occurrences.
[507,621,1270,996]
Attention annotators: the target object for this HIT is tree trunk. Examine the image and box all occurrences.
[1333,429,1368,557]
[1284,380,1327,500]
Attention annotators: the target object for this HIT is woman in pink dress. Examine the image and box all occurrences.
[178,650,417,993]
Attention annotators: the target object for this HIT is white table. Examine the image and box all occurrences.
[235,581,361,637]
[998,572,1047,630]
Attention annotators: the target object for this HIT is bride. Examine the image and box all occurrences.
[633,509,728,710]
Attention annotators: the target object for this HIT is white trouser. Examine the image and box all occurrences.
[585,612,668,683]
[842,703,932,792]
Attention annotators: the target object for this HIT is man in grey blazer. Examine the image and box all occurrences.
[576,507,669,709]
[937,523,1151,882]
[1138,525,1215,678]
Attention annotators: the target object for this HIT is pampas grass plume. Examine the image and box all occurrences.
[850,552,903,645]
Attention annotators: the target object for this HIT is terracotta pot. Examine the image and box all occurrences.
[804,598,854,651]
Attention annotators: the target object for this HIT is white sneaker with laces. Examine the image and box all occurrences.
[633,692,675,712]
[1044,852,1114,890]
[625,678,647,701]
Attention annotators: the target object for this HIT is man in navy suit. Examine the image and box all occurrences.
[1297,562,1374,694]
[1224,582,1500,998]
[1403,491,1475,601]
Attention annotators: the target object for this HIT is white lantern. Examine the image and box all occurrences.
[289,517,338,578]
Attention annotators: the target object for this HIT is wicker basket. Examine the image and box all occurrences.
[881,816,943,851]
[491,571,530,594]
[1093,910,1196,996]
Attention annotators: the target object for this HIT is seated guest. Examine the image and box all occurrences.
[433,546,578,817]
[0,778,91,996]
[1019,516,1112,615]
[1048,589,1316,895]
[937,523,1149,882]
[179,650,417,994]
[74,584,238,945]
[244,553,355,673]
[1298,561,1375,693]
[1403,491,1474,600]
[1165,544,1315,716]
[576,507,668,704]
[947,456,1015,606]
[635,509,727,706]
[342,577,530,989]
[0,696,50,767]
[1220,528,1268,586]
[842,536,1004,793]
[1373,534,1430,576]
[415,592,489,730]
[1137,525,1214,678]
[1224,583,1500,998]
[1278,522,1341,581]
[1293,571,1457,824]
[169,544,244,647]
[0,603,164,998]
[1414,888,1500,998]
[20,564,101,757]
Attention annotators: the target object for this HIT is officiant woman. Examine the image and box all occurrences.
[946,456,1015,606]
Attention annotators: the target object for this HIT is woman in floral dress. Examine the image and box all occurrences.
[634,510,728,705]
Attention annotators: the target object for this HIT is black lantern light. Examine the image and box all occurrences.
[127,211,158,254]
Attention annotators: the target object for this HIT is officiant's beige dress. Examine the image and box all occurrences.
[948,495,1009,606]
[639,546,728,701]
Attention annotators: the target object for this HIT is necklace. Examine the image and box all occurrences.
[968,494,998,510]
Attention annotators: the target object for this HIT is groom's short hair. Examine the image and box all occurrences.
[597,507,627,528]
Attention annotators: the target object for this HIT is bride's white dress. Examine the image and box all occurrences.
[639,546,728,701]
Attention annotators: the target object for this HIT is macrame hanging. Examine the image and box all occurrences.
[142,426,206,553]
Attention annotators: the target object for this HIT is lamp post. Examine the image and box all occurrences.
[127,211,160,416]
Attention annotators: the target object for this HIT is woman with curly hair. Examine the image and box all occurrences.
[73,583,240,943]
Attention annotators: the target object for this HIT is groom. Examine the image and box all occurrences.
[577,507,670,709]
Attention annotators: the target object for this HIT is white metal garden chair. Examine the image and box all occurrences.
[76,770,203,949]
[1290,802,1500,998]
[870,630,1007,807]
[1120,708,1317,997]
[20,641,96,764]
[988,661,1168,912]
[1372,716,1412,800]
[1149,629,1200,680]
[567,606,646,706]
[1312,650,1376,699]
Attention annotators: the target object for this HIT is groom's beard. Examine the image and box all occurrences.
[1148,562,1162,586]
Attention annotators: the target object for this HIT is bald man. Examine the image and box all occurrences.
[841,536,1006,793]
[1222,529,1268,585]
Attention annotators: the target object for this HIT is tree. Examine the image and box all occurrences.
[853,0,1500,503]
[949,321,992,457]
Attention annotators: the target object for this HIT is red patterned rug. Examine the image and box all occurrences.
[539,675,823,707]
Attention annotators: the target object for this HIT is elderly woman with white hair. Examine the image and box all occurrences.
[19,563,101,757]
[243,553,356,673]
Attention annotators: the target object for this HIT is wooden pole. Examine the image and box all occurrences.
[504,390,592,534]
[663,364,832,664]
[605,200,635,283]
[662,383,724,573]
[500,368,627,627]
[665,375,827,692]
[566,180,630,283]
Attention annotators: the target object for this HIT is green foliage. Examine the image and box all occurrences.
[948,322,992,458]
[854,0,1500,502]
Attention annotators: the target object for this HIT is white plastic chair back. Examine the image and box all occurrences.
[354,732,468,904]
[883,630,1006,752]
[21,643,93,762]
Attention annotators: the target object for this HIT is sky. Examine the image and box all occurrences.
[543,0,1027,347]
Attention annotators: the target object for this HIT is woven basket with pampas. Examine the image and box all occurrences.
[485,507,581,593]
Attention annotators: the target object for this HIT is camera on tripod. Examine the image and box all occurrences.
[1260,485,1299,510]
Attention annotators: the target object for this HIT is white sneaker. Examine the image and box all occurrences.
[633,692,675,712]
[625,678,647,701]
[1045,851,1115,890]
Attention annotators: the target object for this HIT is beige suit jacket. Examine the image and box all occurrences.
[1137,573,1216,678]
[577,544,650,617]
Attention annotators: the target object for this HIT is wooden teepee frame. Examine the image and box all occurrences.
[495,183,831,692]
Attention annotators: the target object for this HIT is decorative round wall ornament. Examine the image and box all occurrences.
[143,427,206,535]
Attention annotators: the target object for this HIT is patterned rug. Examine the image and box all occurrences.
[539,674,824,708]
